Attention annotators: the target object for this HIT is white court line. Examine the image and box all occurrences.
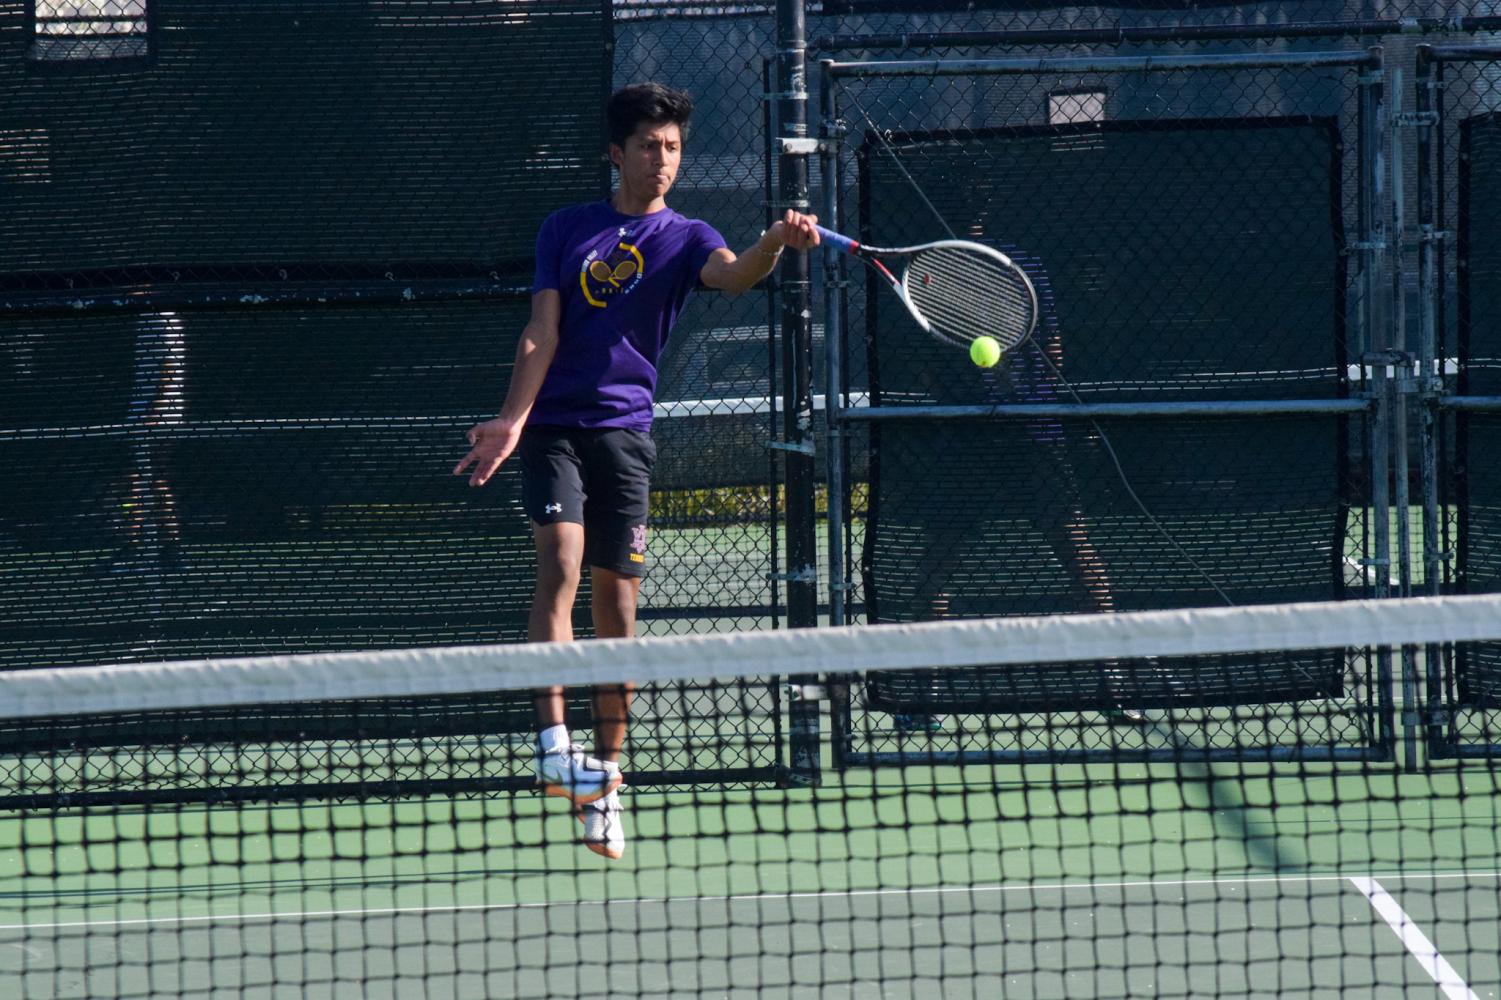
[1349,876,1480,1000]
[1342,554,1402,588]
[2,869,1500,935]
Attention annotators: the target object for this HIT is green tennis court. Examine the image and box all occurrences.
[3,757,1499,998]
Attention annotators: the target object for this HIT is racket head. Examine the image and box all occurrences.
[898,241,1040,352]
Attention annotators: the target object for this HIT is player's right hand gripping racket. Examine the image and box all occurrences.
[815,225,1040,353]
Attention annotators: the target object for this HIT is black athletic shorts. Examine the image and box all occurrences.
[518,425,656,577]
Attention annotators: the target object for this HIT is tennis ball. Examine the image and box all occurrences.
[969,336,1002,368]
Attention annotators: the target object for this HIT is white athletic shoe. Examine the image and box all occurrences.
[535,745,622,805]
[577,789,625,860]
[1105,706,1148,725]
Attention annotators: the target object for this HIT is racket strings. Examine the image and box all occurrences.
[905,246,1036,349]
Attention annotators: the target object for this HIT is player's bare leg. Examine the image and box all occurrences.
[532,522,622,805]
[589,565,639,761]
[575,565,639,858]
[532,520,584,728]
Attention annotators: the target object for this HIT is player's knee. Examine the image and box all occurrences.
[593,591,637,629]
[590,569,639,622]
[535,554,582,599]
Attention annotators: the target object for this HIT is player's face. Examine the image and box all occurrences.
[611,121,682,202]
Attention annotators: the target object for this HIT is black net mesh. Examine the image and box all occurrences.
[0,677,786,808]
[859,120,1346,402]
[0,304,540,663]
[1,1,609,283]
[844,81,1354,722]
[862,419,1348,709]
[0,601,1495,994]
[0,1,800,670]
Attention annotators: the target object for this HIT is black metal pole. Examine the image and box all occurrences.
[775,0,820,785]
[775,0,816,631]
[818,59,856,774]
[762,56,784,631]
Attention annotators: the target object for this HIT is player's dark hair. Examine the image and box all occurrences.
[606,83,694,150]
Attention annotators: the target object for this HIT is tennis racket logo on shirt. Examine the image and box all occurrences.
[589,259,638,286]
[581,242,645,308]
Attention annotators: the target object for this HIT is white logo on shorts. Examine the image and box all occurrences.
[544,502,563,515]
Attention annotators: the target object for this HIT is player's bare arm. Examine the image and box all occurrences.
[452,289,562,487]
[699,209,820,295]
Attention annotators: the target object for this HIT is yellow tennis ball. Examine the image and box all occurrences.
[969,336,1002,368]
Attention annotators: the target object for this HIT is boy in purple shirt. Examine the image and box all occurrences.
[454,83,818,860]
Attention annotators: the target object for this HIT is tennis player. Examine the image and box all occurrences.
[114,311,187,574]
[454,82,818,860]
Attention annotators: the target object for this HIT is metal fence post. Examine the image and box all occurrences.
[818,60,859,771]
[775,0,820,785]
[1389,62,1423,769]
[1359,47,1401,763]
[1414,45,1451,756]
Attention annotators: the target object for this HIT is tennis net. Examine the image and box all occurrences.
[3,594,1501,997]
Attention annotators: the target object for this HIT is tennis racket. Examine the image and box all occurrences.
[815,225,1039,352]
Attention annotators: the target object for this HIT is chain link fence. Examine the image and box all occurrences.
[817,50,1390,763]
[2,1,613,668]
[4,2,1501,777]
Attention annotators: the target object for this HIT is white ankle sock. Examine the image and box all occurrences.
[538,725,571,754]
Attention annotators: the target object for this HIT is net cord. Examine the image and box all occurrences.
[3,593,1499,722]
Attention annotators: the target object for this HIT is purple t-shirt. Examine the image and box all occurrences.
[529,201,727,430]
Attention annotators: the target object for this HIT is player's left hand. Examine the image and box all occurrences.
[770,210,819,251]
[452,416,523,488]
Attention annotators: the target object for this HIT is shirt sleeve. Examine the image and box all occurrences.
[531,212,563,295]
[687,220,729,286]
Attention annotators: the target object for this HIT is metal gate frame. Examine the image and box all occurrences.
[814,47,1402,768]
[1415,43,1501,760]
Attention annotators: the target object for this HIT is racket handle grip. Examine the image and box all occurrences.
[814,225,858,254]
